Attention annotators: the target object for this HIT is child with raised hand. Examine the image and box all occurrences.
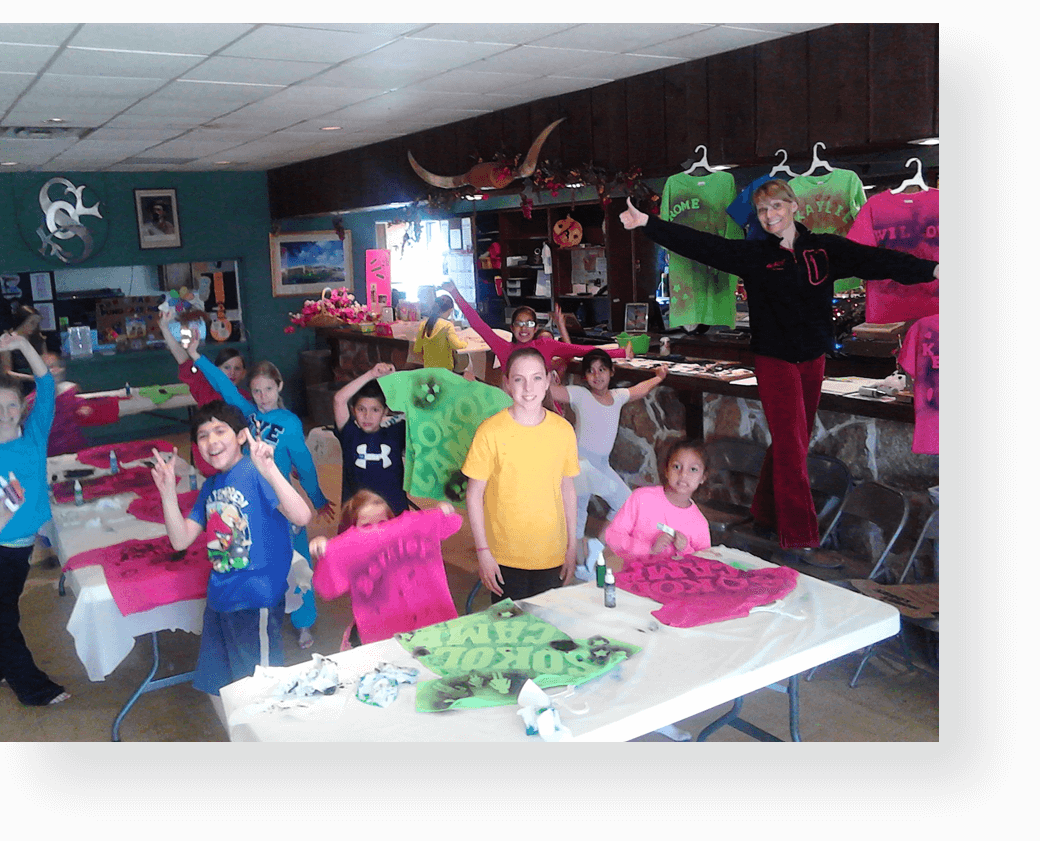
[188,345,333,649]
[440,279,631,377]
[549,348,671,578]
[604,438,710,566]
[413,294,467,371]
[463,346,580,602]
[158,310,249,476]
[150,402,312,695]
[331,362,408,517]
[310,490,460,650]
[0,330,70,706]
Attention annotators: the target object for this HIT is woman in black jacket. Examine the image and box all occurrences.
[620,181,939,549]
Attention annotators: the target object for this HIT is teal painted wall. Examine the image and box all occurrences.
[0,170,318,414]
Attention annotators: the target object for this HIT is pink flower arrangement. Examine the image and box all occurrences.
[285,286,374,332]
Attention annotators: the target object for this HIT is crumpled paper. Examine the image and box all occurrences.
[356,662,420,708]
[515,680,589,741]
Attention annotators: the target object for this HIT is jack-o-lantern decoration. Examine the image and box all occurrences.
[553,214,583,248]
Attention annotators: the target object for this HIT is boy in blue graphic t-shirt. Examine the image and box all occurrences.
[150,401,312,695]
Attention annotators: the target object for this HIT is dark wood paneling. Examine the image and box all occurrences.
[662,60,708,172]
[625,72,666,175]
[707,47,756,164]
[806,23,871,151]
[755,35,809,160]
[559,90,594,168]
[528,96,565,165]
[590,80,629,173]
[869,23,939,143]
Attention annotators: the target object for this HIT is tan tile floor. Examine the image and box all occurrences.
[0,432,938,742]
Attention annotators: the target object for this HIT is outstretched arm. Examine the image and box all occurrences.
[440,280,511,361]
[190,353,255,416]
[158,310,189,365]
[625,364,670,403]
[332,362,394,429]
[246,427,312,528]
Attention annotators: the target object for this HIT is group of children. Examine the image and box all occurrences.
[0,283,714,715]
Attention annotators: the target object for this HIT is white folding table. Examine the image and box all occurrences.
[219,546,898,742]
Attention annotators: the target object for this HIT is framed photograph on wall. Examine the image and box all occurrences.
[624,302,648,333]
[271,231,353,297]
[135,188,182,249]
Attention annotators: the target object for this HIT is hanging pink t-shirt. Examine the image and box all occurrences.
[64,535,210,616]
[897,314,939,454]
[313,508,462,645]
[846,189,939,323]
[615,555,800,628]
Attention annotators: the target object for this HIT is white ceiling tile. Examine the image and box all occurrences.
[29,73,167,98]
[0,23,79,46]
[529,23,713,53]
[468,45,611,76]
[48,47,206,79]
[414,23,577,45]
[0,43,60,73]
[69,22,255,55]
[408,68,539,95]
[494,75,616,101]
[723,24,831,34]
[290,23,426,37]
[139,137,244,158]
[557,53,687,80]
[650,26,787,60]
[345,38,515,84]
[218,25,395,63]
[183,55,330,86]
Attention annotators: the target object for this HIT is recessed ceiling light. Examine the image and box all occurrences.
[909,136,939,146]
[215,161,232,165]
[1,161,18,166]
[45,117,66,123]
[320,126,342,131]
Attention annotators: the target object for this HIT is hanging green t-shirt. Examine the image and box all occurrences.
[395,599,641,712]
[660,170,743,328]
[789,168,868,292]
[379,367,513,503]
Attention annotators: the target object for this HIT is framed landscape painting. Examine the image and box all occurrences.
[270,231,353,297]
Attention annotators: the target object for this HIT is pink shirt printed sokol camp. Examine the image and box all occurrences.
[897,314,939,455]
[846,189,939,323]
[615,555,799,628]
[313,508,462,645]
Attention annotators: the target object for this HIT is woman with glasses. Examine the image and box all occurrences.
[440,281,630,378]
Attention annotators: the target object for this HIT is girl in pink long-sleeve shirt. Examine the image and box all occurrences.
[604,439,711,563]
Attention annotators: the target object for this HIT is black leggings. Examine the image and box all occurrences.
[0,544,65,705]
[494,565,563,603]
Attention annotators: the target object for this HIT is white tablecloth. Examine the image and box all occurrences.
[45,452,204,681]
[219,546,899,742]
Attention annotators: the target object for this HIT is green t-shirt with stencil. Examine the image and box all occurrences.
[789,168,868,292]
[660,170,742,328]
[378,367,512,503]
[395,599,641,712]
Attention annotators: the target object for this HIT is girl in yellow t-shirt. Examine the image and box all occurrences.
[412,295,467,371]
[463,347,580,602]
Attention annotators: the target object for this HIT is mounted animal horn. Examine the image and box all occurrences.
[408,118,565,191]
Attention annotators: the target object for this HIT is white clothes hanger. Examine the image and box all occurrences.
[802,141,834,177]
[769,148,799,178]
[890,157,929,194]
[682,145,715,175]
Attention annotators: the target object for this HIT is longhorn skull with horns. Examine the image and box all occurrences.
[408,118,565,191]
